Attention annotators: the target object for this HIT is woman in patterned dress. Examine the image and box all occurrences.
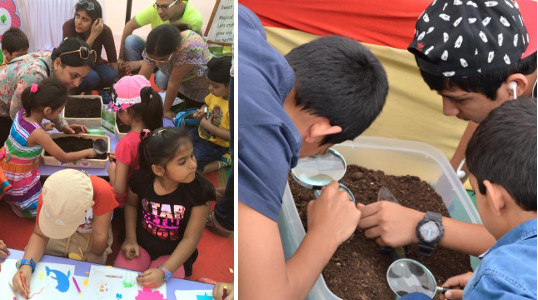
[139,23,212,120]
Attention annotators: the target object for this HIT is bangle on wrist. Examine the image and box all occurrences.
[158,265,173,282]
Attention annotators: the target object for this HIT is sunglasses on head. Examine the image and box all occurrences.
[147,52,175,64]
[59,46,97,63]
[78,0,94,10]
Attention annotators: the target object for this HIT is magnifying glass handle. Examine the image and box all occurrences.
[313,184,355,203]
[436,286,449,294]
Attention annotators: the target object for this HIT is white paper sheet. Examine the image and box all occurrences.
[0,258,78,299]
[86,265,167,300]
[174,289,214,300]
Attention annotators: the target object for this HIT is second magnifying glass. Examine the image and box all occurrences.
[386,258,449,298]
[291,148,355,202]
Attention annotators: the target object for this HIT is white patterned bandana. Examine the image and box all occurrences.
[408,0,528,77]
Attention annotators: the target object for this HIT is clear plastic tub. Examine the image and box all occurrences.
[278,136,482,300]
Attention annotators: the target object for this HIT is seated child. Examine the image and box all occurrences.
[192,56,231,174]
[107,75,163,207]
[0,78,95,217]
[115,127,215,287]
[437,98,536,300]
[1,27,28,66]
[11,169,118,298]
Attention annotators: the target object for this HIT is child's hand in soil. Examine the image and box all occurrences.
[137,268,165,288]
[440,272,472,300]
[357,201,424,247]
[121,238,140,259]
[43,123,55,131]
[62,124,89,134]
[307,181,361,247]
[86,148,98,159]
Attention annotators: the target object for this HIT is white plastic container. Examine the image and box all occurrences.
[63,95,103,128]
[278,136,481,300]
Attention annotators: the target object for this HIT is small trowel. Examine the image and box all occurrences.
[377,186,409,260]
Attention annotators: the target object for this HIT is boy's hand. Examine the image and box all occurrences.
[12,265,32,299]
[439,272,473,300]
[358,201,424,247]
[136,268,165,288]
[193,106,206,120]
[121,239,139,259]
[307,181,361,247]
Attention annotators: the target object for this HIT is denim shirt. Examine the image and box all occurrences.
[464,219,537,299]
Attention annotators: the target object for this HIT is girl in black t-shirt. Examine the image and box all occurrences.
[114,127,215,288]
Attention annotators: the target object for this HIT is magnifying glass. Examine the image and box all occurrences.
[386,258,448,298]
[92,138,108,155]
[291,148,355,202]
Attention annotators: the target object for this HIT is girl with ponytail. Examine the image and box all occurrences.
[107,75,163,206]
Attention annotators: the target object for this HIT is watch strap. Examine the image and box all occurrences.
[159,265,173,282]
[18,258,36,273]
[417,211,444,256]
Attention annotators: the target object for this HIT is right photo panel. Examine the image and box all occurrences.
[238,0,537,299]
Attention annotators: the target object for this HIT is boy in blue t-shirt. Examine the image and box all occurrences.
[439,98,537,300]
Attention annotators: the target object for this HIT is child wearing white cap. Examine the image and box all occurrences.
[11,169,118,297]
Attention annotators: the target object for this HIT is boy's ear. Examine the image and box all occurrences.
[305,118,342,144]
[151,164,165,177]
[483,180,506,217]
[505,73,529,99]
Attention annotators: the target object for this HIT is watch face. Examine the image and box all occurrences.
[419,221,440,243]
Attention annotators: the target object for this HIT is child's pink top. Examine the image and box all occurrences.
[114,131,141,206]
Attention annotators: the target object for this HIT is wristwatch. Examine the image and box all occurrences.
[159,265,173,282]
[16,258,36,273]
[416,211,444,256]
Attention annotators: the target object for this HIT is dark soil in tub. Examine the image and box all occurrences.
[116,115,131,133]
[64,96,102,118]
[289,165,472,300]
[44,136,107,160]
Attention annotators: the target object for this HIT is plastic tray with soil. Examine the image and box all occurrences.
[42,134,110,169]
[289,165,472,300]
[63,96,103,127]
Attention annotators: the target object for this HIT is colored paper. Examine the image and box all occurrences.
[0,259,77,299]
[174,289,214,300]
[86,265,167,300]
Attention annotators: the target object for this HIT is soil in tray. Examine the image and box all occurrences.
[116,115,131,133]
[64,97,101,118]
[44,136,107,160]
[289,165,472,300]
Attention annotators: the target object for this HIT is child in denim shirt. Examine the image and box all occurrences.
[439,98,537,300]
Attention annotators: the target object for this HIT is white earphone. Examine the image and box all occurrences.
[456,158,466,179]
[509,81,517,100]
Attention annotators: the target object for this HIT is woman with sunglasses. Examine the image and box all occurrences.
[140,23,211,120]
[62,0,119,95]
[0,37,95,145]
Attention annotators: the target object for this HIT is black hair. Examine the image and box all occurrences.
[466,97,537,211]
[285,35,388,145]
[146,23,192,57]
[21,77,68,117]
[126,86,163,131]
[417,51,538,100]
[1,27,29,54]
[51,37,95,67]
[138,127,216,202]
[73,0,102,23]
[207,56,232,84]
